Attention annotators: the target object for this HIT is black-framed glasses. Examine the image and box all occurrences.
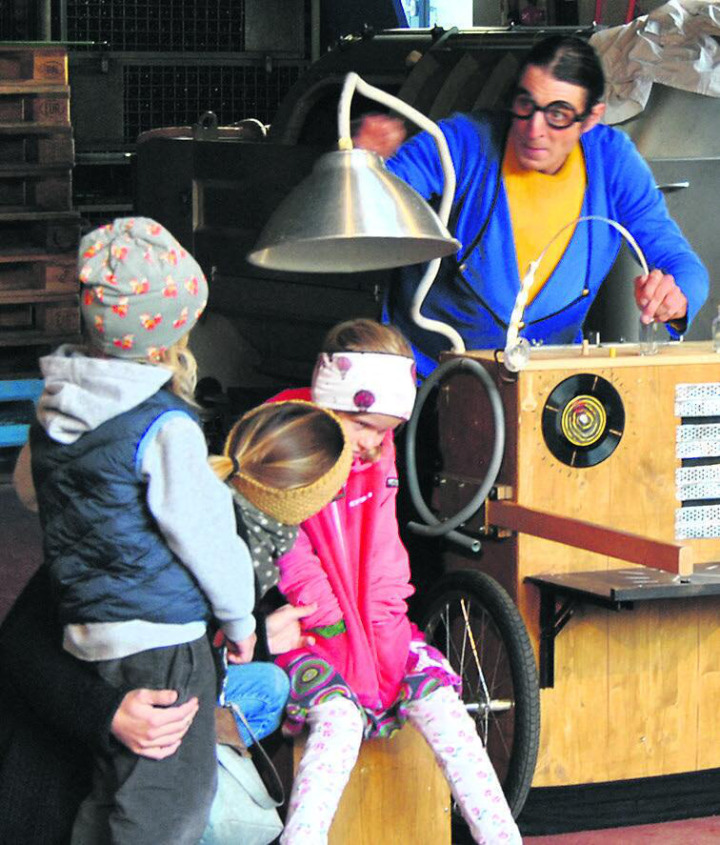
[510,93,587,130]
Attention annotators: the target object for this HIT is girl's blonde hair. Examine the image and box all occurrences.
[83,331,198,405]
[322,318,413,358]
[211,400,352,525]
[159,334,198,405]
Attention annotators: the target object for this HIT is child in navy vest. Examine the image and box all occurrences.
[28,217,256,845]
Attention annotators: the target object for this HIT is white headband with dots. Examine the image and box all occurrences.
[311,351,417,421]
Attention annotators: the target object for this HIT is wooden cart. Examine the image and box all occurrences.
[410,340,720,823]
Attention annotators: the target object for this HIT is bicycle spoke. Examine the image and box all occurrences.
[428,592,517,761]
[420,571,541,818]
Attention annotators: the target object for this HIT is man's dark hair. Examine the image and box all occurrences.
[518,35,605,111]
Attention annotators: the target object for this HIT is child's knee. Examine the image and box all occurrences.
[269,664,291,701]
[224,662,288,707]
[308,696,365,738]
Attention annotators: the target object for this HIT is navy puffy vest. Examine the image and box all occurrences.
[31,388,212,626]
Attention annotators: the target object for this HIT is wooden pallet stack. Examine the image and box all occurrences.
[0,44,83,476]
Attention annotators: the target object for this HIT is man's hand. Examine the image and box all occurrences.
[111,689,198,760]
[635,269,687,325]
[353,114,407,159]
[225,631,257,665]
[266,603,318,655]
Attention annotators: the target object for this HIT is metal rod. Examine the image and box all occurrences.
[38,0,52,40]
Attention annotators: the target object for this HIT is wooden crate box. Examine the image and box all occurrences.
[0,213,81,253]
[0,88,71,126]
[0,131,74,168]
[293,725,451,845]
[0,295,80,345]
[0,170,72,211]
[0,47,68,86]
[0,377,43,448]
[0,253,76,300]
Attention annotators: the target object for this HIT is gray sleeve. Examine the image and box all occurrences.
[140,414,256,643]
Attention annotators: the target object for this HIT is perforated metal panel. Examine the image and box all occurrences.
[676,422,720,459]
[676,465,720,501]
[66,0,245,52]
[676,505,720,540]
[675,383,720,418]
[675,382,720,539]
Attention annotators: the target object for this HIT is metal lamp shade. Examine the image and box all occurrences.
[247,148,460,272]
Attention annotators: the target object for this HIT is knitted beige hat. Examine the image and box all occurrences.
[229,401,353,525]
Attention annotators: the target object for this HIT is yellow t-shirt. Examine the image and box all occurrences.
[503,141,586,303]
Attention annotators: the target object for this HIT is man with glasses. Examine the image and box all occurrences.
[355,35,708,378]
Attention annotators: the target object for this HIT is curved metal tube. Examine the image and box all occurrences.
[405,357,505,552]
[504,214,650,372]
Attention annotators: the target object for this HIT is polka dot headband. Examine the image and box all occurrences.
[311,351,417,421]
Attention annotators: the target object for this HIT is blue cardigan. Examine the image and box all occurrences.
[385,111,709,378]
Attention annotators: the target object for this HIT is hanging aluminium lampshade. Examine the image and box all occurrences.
[246,148,460,273]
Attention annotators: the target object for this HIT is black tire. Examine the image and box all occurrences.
[418,569,540,820]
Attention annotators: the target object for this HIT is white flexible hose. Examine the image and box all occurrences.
[342,80,649,368]
[339,72,465,353]
[504,215,649,371]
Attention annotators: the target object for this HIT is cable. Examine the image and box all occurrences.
[503,215,649,372]
[404,357,505,552]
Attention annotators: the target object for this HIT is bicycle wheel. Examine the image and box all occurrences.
[419,569,540,819]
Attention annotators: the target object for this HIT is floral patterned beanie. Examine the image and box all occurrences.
[78,216,208,361]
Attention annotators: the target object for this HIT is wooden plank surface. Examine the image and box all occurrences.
[487,500,693,575]
[450,340,720,370]
[294,725,451,845]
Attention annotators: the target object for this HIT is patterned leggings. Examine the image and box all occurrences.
[281,686,522,845]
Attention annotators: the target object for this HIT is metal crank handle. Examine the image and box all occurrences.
[657,181,689,192]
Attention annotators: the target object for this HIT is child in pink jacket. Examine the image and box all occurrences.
[272,319,521,845]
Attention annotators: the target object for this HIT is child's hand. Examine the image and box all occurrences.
[225,632,257,664]
[266,603,318,655]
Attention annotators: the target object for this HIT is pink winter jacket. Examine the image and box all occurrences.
[270,388,415,711]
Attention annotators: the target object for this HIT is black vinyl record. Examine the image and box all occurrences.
[541,374,624,468]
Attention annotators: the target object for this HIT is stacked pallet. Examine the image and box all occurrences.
[0,44,82,474]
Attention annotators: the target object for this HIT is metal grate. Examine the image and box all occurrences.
[66,0,245,52]
[123,63,302,141]
[676,504,720,539]
[675,382,720,418]
[676,464,720,502]
[676,422,720,460]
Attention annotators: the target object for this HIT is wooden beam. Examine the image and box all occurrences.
[486,500,693,576]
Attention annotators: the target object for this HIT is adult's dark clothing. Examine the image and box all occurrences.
[0,568,126,845]
[0,568,278,845]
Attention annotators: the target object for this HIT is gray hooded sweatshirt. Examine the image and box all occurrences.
[20,344,255,662]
